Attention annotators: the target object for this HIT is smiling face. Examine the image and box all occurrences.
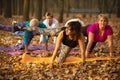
[46,16,53,25]
[98,14,108,30]
[65,25,72,35]
[45,12,53,26]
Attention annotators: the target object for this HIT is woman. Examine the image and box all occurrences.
[39,12,59,52]
[23,18,47,53]
[83,14,113,58]
[51,21,85,63]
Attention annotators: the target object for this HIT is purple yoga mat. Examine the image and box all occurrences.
[8,51,23,56]
[0,44,55,51]
[8,50,80,56]
[32,50,43,55]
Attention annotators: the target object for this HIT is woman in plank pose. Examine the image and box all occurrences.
[23,19,85,63]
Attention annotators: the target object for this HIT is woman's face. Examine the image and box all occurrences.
[98,17,108,29]
[46,16,53,24]
[66,25,72,35]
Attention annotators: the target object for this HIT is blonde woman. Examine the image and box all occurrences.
[82,14,113,58]
[23,18,47,53]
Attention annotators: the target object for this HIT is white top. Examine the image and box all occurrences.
[43,18,59,29]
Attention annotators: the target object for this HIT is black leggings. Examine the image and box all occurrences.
[82,25,97,52]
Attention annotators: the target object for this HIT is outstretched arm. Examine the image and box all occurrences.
[51,31,64,63]
[107,35,113,57]
[78,33,85,62]
[85,32,94,58]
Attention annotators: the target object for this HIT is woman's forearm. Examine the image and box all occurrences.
[85,42,93,57]
[51,50,58,63]
[108,35,113,57]
[81,51,85,62]
[109,43,113,57]
[78,36,85,62]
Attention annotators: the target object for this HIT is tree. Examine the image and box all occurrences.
[2,0,12,18]
[58,0,64,23]
[117,0,120,17]
[29,0,34,18]
[65,0,70,17]
[42,0,48,16]
[23,0,29,21]
[17,0,23,15]
[11,0,16,15]
[0,0,3,15]
[34,0,42,20]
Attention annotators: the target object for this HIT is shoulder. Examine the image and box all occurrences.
[43,19,47,23]
[106,25,113,30]
[87,23,99,32]
[58,30,64,37]
[53,18,59,23]
[77,33,85,44]
[25,21,30,26]
[78,33,84,40]
[59,30,64,35]
[89,23,99,28]
[38,22,47,28]
[55,30,64,41]
[105,25,113,34]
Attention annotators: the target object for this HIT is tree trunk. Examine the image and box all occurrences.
[0,0,3,15]
[19,0,23,15]
[117,0,120,17]
[42,0,48,16]
[58,0,64,23]
[23,0,29,21]
[66,0,70,17]
[34,0,42,20]
[16,0,20,15]
[3,0,12,18]
[29,0,34,18]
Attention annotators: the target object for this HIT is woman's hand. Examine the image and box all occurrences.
[78,34,86,62]
[51,31,63,63]
[85,50,90,58]
[109,52,114,58]
[50,56,54,64]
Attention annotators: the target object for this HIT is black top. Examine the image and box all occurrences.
[62,30,78,48]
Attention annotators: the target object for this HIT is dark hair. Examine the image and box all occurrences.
[45,12,53,18]
[67,21,82,39]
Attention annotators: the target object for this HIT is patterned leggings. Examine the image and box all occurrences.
[58,44,72,63]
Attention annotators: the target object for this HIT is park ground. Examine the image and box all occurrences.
[0,15,120,80]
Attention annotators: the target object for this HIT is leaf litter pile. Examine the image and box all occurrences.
[0,16,120,80]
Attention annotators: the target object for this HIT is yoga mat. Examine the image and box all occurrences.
[7,49,80,56]
[20,53,120,64]
[0,44,55,51]
[8,51,23,56]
